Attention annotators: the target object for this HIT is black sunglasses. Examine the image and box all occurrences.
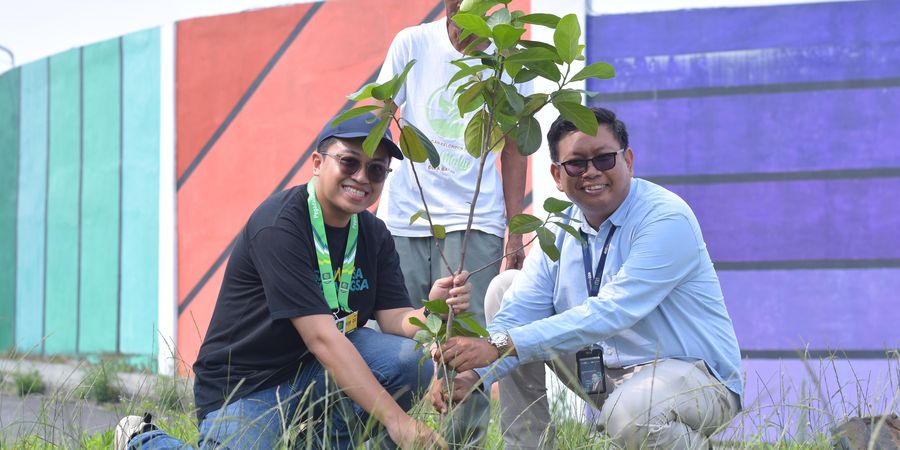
[320,152,392,183]
[557,149,625,177]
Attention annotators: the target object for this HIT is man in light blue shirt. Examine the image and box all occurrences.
[432,107,743,449]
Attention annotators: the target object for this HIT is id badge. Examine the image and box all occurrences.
[576,346,606,394]
[334,311,359,335]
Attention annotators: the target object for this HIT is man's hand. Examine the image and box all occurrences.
[503,234,525,271]
[429,271,472,315]
[385,415,448,450]
[429,370,482,414]
[434,336,500,372]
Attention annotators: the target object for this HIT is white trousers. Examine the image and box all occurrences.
[485,270,740,450]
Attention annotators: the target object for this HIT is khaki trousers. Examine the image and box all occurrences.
[485,270,740,450]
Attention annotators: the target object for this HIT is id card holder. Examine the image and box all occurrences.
[576,346,606,394]
[334,311,359,335]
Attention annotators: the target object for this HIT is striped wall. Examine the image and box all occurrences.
[172,0,533,372]
[586,0,899,435]
[0,29,160,365]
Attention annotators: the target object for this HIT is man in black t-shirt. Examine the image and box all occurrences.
[115,112,470,450]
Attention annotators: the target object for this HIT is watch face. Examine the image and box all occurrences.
[490,332,507,346]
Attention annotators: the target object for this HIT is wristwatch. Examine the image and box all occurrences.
[488,332,512,356]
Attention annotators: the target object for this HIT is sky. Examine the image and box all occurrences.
[0,0,863,73]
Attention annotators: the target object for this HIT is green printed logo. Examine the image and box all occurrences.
[426,85,467,140]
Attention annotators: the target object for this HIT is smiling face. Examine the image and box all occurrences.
[551,126,634,229]
[312,138,390,227]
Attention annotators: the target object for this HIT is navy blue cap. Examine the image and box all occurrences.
[317,112,403,160]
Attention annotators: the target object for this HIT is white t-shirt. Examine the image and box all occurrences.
[376,18,528,238]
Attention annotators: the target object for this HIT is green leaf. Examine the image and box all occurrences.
[524,60,561,82]
[553,222,585,243]
[554,14,581,64]
[463,111,503,158]
[536,226,560,262]
[409,209,429,226]
[409,316,429,330]
[504,61,522,79]
[452,322,483,338]
[519,39,559,55]
[506,47,558,65]
[486,8,512,29]
[423,298,450,315]
[459,0,499,15]
[551,210,581,223]
[513,68,539,84]
[458,315,489,337]
[446,64,491,90]
[408,123,441,168]
[492,24,525,50]
[514,115,541,156]
[330,105,380,127]
[500,82,524,113]
[457,81,486,117]
[521,93,549,116]
[400,124,428,163]
[509,213,543,234]
[348,82,377,101]
[432,224,447,239]
[571,61,615,82]
[552,89,583,105]
[426,314,443,334]
[453,13,492,38]
[413,329,434,345]
[517,13,560,28]
[553,100,598,137]
[372,60,416,100]
[543,197,572,213]
[361,118,391,157]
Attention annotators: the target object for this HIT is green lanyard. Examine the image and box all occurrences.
[307,179,358,313]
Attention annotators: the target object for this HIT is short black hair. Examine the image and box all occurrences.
[546,107,629,162]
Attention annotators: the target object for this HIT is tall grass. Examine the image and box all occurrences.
[1,351,897,449]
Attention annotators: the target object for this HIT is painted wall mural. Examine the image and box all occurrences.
[0,29,160,366]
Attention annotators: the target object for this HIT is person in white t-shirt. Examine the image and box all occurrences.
[376,0,528,322]
[375,0,530,447]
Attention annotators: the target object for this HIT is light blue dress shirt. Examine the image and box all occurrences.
[478,178,743,402]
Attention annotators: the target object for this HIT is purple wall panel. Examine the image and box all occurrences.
[586,1,900,59]
[607,88,900,177]
[662,178,900,262]
[590,43,900,94]
[720,269,900,350]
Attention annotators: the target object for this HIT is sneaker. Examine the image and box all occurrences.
[114,412,159,450]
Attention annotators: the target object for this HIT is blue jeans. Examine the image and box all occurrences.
[129,328,433,449]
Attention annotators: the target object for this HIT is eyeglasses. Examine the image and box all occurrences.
[320,152,392,183]
[556,149,625,177]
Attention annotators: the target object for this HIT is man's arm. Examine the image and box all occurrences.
[292,314,445,449]
[376,272,471,337]
[501,136,527,270]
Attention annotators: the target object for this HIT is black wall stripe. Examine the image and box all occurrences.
[594,76,900,103]
[742,349,899,360]
[716,259,900,271]
[176,2,323,189]
[178,1,447,316]
[644,167,900,186]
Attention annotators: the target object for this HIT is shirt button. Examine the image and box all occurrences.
[606,348,614,356]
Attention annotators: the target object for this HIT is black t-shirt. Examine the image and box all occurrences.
[192,184,410,420]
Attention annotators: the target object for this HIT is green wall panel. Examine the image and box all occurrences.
[0,68,20,350]
[120,29,160,359]
[45,49,81,354]
[79,39,121,353]
[16,60,49,353]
